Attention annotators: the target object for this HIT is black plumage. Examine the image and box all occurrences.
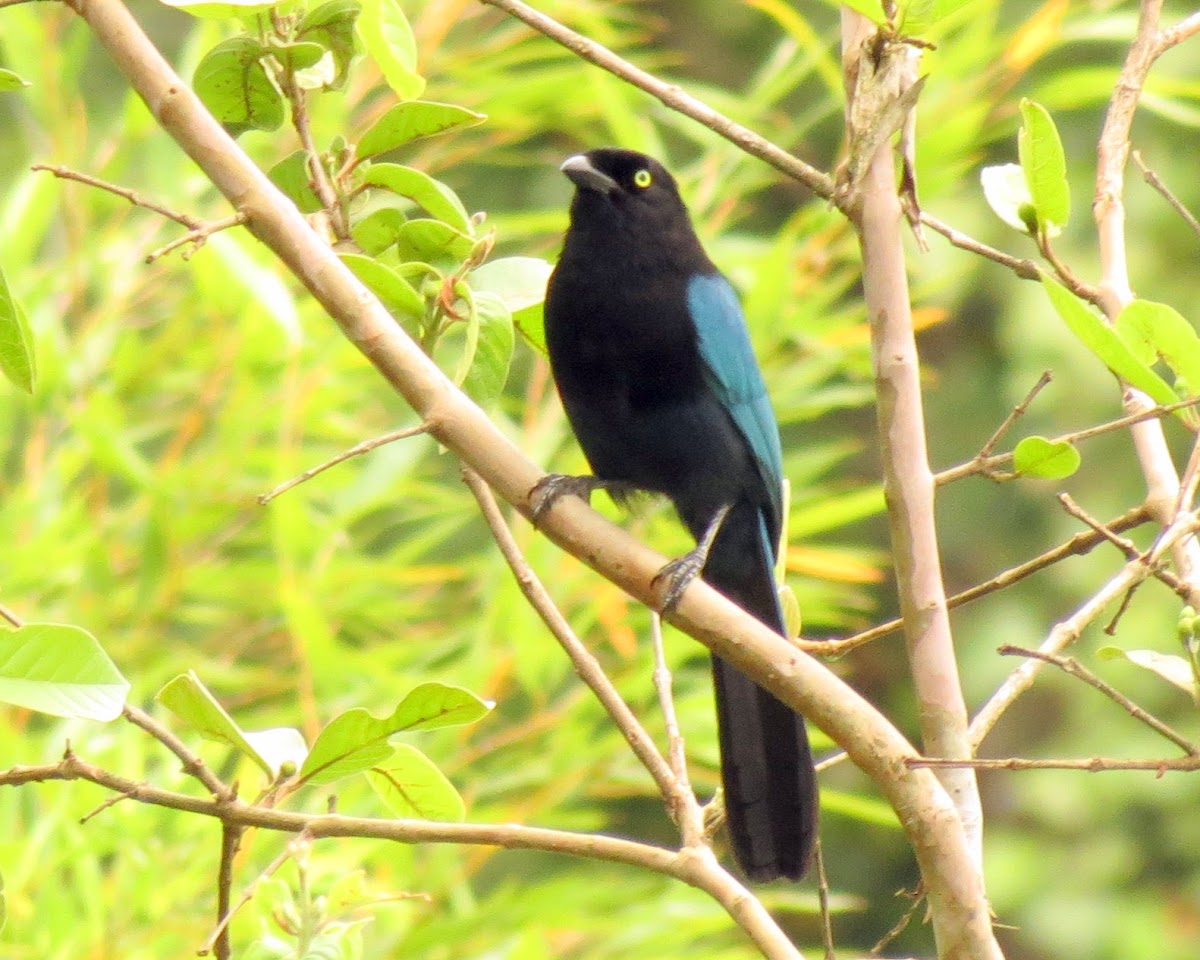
[539,148,818,881]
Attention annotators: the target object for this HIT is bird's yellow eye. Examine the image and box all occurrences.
[633,169,653,189]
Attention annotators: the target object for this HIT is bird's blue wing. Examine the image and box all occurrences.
[686,273,784,516]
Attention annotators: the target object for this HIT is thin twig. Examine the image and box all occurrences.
[1155,10,1200,53]
[258,423,430,504]
[0,603,22,627]
[970,510,1200,749]
[910,755,1200,772]
[146,211,247,262]
[1036,230,1104,307]
[814,839,836,960]
[460,469,681,806]
[977,370,1053,460]
[32,163,204,228]
[199,829,311,956]
[649,613,702,845]
[917,210,1040,280]
[997,645,1200,756]
[934,395,1200,487]
[1057,494,1190,601]
[80,786,140,823]
[123,704,232,798]
[801,505,1152,656]
[1131,150,1200,238]
[214,822,244,960]
[869,885,925,957]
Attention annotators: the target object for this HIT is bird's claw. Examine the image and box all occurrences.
[529,473,600,522]
[653,546,707,614]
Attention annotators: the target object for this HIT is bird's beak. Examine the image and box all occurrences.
[560,155,619,196]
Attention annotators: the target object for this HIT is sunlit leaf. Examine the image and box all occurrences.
[356,101,487,160]
[297,0,361,89]
[1012,435,1080,478]
[193,36,284,137]
[1041,276,1177,407]
[468,256,552,355]
[0,69,31,91]
[0,259,35,392]
[1115,299,1200,398]
[1098,646,1199,703]
[360,163,472,234]
[300,682,491,784]
[339,252,425,331]
[0,623,128,721]
[356,0,424,100]
[457,290,514,407]
[394,219,474,263]
[367,745,465,820]
[981,163,1037,234]
[1018,98,1070,233]
[351,207,406,255]
[157,671,278,776]
[268,151,324,214]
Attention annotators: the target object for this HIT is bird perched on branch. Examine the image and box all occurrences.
[533,147,817,881]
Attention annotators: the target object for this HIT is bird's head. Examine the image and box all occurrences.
[558,148,703,264]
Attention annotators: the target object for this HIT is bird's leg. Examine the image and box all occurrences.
[528,473,639,521]
[653,503,733,613]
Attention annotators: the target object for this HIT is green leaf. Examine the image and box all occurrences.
[457,290,514,407]
[0,623,128,721]
[1012,435,1081,479]
[1098,646,1199,704]
[297,0,362,90]
[193,37,284,137]
[350,207,406,255]
[339,252,425,330]
[0,259,35,392]
[0,68,31,91]
[899,0,975,33]
[157,671,308,777]
[299,682,491,785]
[468,256,552,355]
[356,101,486,160]
[394,219,474,264]
[1018,98,1070,234]
[360,163,472,234]
[268,151,324,214]
[271,40,327,75]
[1115,299,1200,398]
[356,0,424,101]
[366,745,465,820]
[980,163,1037,234]
[1041,276,1178,407]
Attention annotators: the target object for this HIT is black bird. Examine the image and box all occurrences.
[536,148,817,881]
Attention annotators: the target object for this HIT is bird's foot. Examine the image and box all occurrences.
[653,548,707,614]
[653,503,733,614]
[529,473,601,521]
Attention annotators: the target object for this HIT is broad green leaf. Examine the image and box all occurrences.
[299,682,491,784]
[898,0,975,33]
[981,163,1037,234]
[457,290,514,407]
[356,0,424,101]
[1018,98,1070,233]
[356,100,487,160]
[339,252,425,330]
[366,744,465,820]
[159,0,277,17]
[1012,435,1081,479]
[0,623,128,721]
[1115,299,1200,398]
[297,0,361,89]
[1098,646,1199,703]
[157,671,276,776]
[270,40,327,75]
[395,219,474,263]
[0,69,31,91]
[0,259,35,392]
[351,207,406,255]
[193,37,284,137]
[360,163,472,234]
[268,151,324,214]
[468,256,553,354]
[1041,276,1177,407]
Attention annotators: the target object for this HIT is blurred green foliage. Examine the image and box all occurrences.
[2,1,1200,958]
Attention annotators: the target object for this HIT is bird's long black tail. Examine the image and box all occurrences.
[700,502,818,882]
